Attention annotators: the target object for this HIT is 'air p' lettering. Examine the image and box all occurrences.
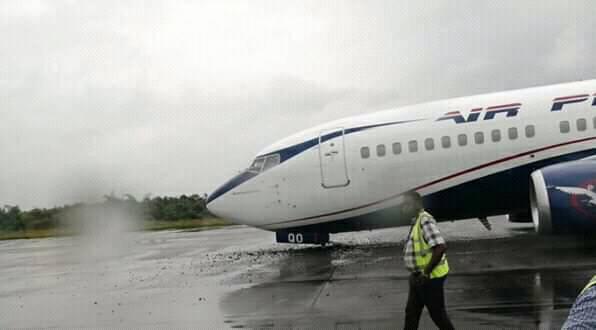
[466,108,483,122]
[551,94,590,111]
[437,108,482,124]
[483,104,521,120]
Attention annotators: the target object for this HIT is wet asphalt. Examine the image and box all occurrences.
[1,218,595,329]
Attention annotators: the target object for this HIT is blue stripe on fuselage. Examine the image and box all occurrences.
[261,119,425,162]
[207,119,423,204]
[206,171,258,204]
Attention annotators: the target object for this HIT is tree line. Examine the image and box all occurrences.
[0,194,215,232]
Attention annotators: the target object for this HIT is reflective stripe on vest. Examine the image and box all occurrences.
[411,211,449,279]
[581,275,596,295]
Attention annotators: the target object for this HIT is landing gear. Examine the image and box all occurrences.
[478,217,492,231]
[275,231,330,245]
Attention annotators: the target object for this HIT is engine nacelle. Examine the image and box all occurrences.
[530,160,596,234]
[507,210,532,223]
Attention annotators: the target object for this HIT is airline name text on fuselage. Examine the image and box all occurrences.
[437,93,596,124]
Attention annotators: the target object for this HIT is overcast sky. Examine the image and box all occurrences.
[1,1,595,209]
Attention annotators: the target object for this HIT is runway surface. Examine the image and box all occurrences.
[1,218,595,329]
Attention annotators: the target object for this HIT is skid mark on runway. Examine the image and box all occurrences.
[310,265,337,308]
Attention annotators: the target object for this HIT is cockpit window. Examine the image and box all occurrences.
[248,157,265,173]
[262,154,280,171]
[248,154,280,173]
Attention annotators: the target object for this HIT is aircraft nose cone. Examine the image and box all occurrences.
[207,171,258,204]
[206,197,223,218]
[206,170,259,217]
[206,190,228,218]
[206,193,216,205]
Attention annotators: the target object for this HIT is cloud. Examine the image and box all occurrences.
[0,1,595,208]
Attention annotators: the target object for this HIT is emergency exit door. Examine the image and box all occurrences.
[318,128,350,188]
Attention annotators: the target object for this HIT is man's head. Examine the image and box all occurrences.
[401,190,423,217]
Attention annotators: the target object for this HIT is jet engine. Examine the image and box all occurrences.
[530,160,596,234]
[507,210,532,223]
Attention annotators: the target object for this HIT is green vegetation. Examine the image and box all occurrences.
[0,228,72,240]
[0,194,230,240]
[144,218,229,231]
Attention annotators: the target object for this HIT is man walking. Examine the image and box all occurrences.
[402,191,454,330]
[562,274,596,329]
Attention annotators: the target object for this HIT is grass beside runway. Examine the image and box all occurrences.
[0,228,72,240]
[0,217,231,240]
[144,217,231,231]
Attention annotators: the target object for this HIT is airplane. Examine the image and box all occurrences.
[207,80,596,244]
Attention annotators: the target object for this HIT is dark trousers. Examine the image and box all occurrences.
[404,274,454,330]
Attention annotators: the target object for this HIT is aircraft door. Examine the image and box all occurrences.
[318,127,350,188]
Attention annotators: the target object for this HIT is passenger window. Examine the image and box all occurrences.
[376,144,386,157]
[248,157,265,173]
[408,140,418,153]
[560,121,570,133]
[425,138,435,151]
[262,154,281,171]
[577,118,587,131]
[508,127,518,140]
[491,129,501,142]
[525,125,536,138]
[474,132,484,144]
[458,134,467,146]
[361,147,370,159]
[441,136,451,149]
[392,142,402,155]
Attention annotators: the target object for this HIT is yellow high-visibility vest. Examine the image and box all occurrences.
[581,275,596,295]
[411,211,449,279]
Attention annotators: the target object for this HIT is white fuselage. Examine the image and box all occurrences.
[207,80,596,232]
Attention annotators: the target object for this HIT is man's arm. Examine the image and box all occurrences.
[424,243,447,276]
[420,215,447,277]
